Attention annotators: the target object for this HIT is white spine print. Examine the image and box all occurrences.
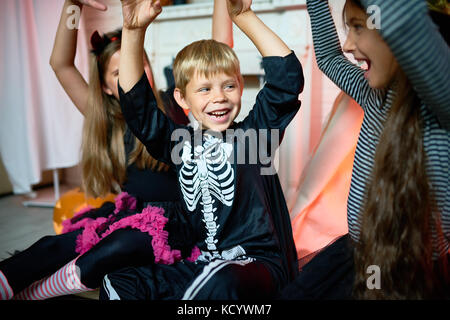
[179,135,234,258]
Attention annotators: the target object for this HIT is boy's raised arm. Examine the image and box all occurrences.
[119,0,162,93]
[226,0,291,57]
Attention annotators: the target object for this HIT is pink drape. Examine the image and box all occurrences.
[289,93,363,258]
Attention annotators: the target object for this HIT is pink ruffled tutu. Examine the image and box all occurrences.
[62,192,200,265]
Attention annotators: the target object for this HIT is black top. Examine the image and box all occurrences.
[121,86,187,202]
[119,52,304,289]
[122,127,182,202]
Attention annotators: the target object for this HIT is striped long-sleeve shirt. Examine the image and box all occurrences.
[306,0,450,257]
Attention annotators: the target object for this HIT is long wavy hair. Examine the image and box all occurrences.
[344,0,449,299]
[81,29,168,198]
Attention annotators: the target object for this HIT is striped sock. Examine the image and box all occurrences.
[0,270,14,300]
[13,258,92,300]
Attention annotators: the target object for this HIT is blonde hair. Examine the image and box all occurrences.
[173,39,243,95]
[81,29,168,198]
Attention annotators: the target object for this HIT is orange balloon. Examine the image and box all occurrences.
[53,188,117,235]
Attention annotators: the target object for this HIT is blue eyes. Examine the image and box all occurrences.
[198,85,235,93]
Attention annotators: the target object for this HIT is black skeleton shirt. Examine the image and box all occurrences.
[119,52,304,288]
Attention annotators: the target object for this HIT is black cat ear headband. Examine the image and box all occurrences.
[90,29,121,58]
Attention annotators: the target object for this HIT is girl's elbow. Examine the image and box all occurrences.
[49,56,73,73]
[315,59,328,74]
[49,56,58,71]
[49,57,64,73]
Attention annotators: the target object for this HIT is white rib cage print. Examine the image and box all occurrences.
[179,134,235,260]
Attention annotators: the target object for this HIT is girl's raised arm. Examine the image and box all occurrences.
[49,0,107,116]
[306,0,377,109]
[361,0,450,129]
[213,0,233,47]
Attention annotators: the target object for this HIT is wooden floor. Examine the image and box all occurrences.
[0,186,98,300]
[0,187,57,261]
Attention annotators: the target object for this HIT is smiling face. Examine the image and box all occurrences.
[172,39,244,132]
[343,0,399,89]
[174,71,242,132]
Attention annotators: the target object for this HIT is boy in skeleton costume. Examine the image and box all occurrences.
[100,0,304,300]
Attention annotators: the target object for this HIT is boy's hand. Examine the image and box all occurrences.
[226,0,252,18]
[120,0,162,30]
[225,0,290,57]
[74,0,107,11]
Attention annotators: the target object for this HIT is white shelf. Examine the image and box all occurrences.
[156,0,306,21]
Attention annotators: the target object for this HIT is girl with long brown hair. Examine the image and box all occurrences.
[281,0,449,299]
[0,0,200,300]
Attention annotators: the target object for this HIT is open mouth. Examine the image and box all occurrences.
[357,59,370,70]
[357,59,371,78]
[206,109,231,124]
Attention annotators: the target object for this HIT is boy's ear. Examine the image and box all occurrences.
[173,88,190,110]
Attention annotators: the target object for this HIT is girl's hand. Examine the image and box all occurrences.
[74,0,107,11]
[226,0,252,18]
[120,0,162,30]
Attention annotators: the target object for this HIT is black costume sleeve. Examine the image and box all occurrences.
[118,75,180,164]
[239,51,304,134]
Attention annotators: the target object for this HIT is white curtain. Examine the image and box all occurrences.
[0,0,88,194]
[0,0,125,195]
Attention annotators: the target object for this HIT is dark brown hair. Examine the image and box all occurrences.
[344,0,449,299]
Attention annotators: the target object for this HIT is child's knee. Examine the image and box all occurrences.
[102,229,153,256]
[33,230,80,255]
[34,235,67,254]
[76,229,154,288]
